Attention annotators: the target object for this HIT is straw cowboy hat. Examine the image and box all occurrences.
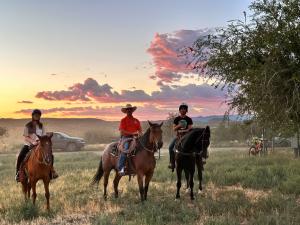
[121,104,137,113]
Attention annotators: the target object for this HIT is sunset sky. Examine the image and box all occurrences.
[0,0,251,121]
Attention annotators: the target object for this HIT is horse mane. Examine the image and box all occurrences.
[138,128,151,149]
[181,127,210,153]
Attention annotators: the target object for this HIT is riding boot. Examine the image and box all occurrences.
[168,150,175,172]
[15,145,30,182]
[118,153,126,176]
[50,155,59,179]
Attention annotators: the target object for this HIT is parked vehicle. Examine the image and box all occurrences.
[52,132,85,151]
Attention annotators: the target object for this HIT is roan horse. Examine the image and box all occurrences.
[91,121,163,202]
[174,127,210,200]
[19,133,54,210]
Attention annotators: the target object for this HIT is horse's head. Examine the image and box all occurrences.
[195,126,210,158]
[37,132,53,164]
[148,121,163,150]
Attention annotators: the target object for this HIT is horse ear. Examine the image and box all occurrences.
[148,120,153,127]
[47,132,53,138]
[159,122,163,127]
[205,126,210,133]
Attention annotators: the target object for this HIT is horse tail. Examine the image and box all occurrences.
[90,156,104,186]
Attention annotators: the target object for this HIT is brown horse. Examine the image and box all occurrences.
[19,133,53,210]
[91,121,163,202]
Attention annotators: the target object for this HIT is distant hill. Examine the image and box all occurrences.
[192,115,252,123]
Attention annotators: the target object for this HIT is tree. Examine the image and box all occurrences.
[188,0,300,139]
[0,127,8,150]
[163,112,177,141]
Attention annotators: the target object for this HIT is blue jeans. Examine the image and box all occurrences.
[168,137,176,162]
[118,138,130,171]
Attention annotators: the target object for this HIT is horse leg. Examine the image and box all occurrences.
[137,173,144,202]
[176,167,182,199]
[196,157,203,193]
[184,168,190,192]
[27,182,31,199]
[43,178,50,210]
[21,182,27,200]
[113,171,121,198]
[144,171,154,201]
[31,180,37,205]
[103,170,111,201]
[189,170,195,200]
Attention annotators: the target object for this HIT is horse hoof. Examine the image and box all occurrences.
[185,188,190,194]
[114,192,119,198]
[104,196,107,201]
[191,196,195,200]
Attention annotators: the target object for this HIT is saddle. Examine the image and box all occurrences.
[111,138,137,156]
[110,138,137,176]
[174,131,188,151]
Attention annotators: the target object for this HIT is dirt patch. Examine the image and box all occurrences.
[205,182,270,202]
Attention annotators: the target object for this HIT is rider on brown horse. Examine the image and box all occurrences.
[168,103,193,171]
[15,109,59,182]
[118,104,142,176]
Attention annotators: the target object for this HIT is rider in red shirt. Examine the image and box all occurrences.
[118,104,142,175]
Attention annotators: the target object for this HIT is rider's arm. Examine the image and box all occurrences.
[23,126,37,145]
[24,136,38,145]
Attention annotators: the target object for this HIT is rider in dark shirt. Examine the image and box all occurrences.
[168,103,193,170]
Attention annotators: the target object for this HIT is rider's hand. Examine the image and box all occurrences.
[32,140,39,146]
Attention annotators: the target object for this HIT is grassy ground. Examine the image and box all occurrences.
[0,148,299,225]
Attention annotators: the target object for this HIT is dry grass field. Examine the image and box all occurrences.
[0,147,299,225]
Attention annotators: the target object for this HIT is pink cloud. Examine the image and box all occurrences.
[36,78,117,101]
[15,101,227,121]
[35,78,225,104]
[147,28,216,85]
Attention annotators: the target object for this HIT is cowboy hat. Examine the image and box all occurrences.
[121,104,137,113]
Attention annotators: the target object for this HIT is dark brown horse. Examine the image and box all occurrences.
[174,127,210,200]
[19,133,53,210]
[91,121,163,202]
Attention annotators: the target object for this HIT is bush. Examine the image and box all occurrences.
[84,130,118,144]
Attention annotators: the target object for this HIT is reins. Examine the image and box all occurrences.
[33,144,52,166]
[175,128,208,156]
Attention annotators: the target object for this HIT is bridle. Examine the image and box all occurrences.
[33,142,52,166]
[138,128,162,153]
[176,129,209,157]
